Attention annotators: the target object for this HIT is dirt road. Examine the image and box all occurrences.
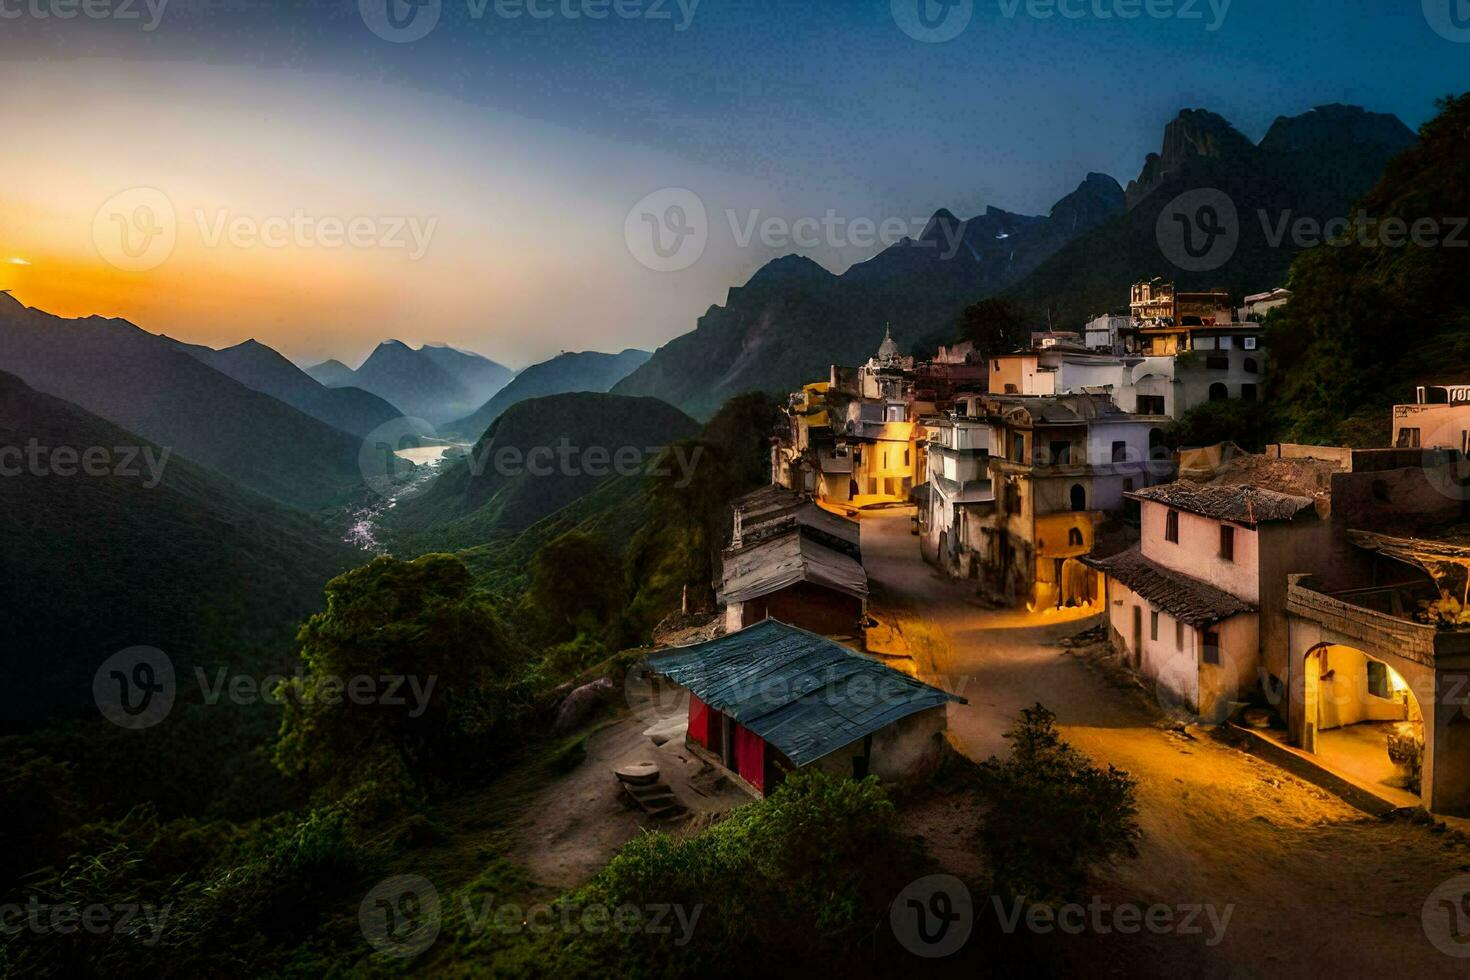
[861,508,1470,978]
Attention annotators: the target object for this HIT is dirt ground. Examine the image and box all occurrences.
[505,706,750,889]
[859,507,1470,978]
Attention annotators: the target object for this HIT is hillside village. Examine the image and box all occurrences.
[630,278,1470,825]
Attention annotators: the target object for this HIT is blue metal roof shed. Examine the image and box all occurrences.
[646,619,964,768]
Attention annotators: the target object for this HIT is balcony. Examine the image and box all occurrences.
[1286,574,1470,668]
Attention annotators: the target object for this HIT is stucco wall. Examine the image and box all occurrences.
[1106,576,1258,717]
[1140,500,1260,601]
[810,704,948,784]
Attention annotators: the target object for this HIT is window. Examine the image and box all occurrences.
[1010,433,1025,463]
[1138,395,1166,415]
[904,448,911,467]
[1123,478,1135,492]
[992,361,1000,373]
[1244,336,1259,350]
[1175,620,1184,650]
[1050,441,1072,465]
[1203,627,1221,665]
[1195,337,1217,351]
[1112,440,1127,463]
[1218,336,1234,350]
[1397,427,1421,449]
[1208,383,1229,402]
[1150,611,1159,642]
[1367,661,1391,700]
[1068,527,1084,547]
[1243,358,1259,374]
[1220,525,1235,561]
[1165,510,1179,543]
[1241,383,1258,402]
[1206,355,1230,371]
[1070,484,1086,512]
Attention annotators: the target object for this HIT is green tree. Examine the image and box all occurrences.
[273,554,524,804]
[1268,93,1470,445]
[959,296,1030,359]
[976,703,1140,903]
[528,530,625,641]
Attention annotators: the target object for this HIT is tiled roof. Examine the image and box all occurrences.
[1128,482,1317,524]
[647,620,962,767]
[1082,548,1255,627]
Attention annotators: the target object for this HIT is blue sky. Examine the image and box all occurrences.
[0,0,1462,366]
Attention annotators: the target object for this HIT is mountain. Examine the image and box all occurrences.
[611,173,1124,418]
[348,341,514,426]
[1005,104,1417,325]
[304,358,359,388]
[1265,93,1470,446]
[444,348,652,439]
[0,295,366,511]
[384,392,698,551]
[0,370,358,728]
[165,337,405,439]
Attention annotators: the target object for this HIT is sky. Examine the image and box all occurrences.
[0,0,1463,369]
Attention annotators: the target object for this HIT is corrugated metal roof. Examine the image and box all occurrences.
[720,531,868,603]
[647,619,962,767]
[1083,548,1255,627]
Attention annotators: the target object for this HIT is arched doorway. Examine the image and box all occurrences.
[1209,382,1229,402]
[1303,644,1422,794]
[1069,484,1087,512]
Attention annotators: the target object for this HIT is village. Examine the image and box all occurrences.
[528,277,1470,968]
